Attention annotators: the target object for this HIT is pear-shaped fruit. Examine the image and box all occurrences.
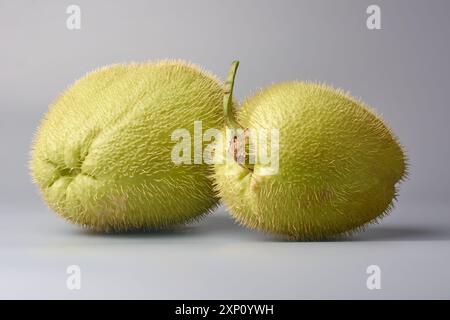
[31,60,224,231]
[214,61,407,240]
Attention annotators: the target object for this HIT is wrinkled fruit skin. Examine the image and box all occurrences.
[214,82,407,240]
[31,60,223,231]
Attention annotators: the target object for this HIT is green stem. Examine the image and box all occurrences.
[223,60,241,129]
[222,60,254,172]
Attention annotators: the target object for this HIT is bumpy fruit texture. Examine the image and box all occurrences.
[31,60,223,231]
[214,82,407,240]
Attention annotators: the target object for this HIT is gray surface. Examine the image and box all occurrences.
[1,203,450,299]
[1,0,450,299]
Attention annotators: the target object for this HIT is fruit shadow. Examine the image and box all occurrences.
[350,225,450,242]
[70,213,251,239]
[257,225,450,243]
[73,224,205,239]
[70,216,450,242]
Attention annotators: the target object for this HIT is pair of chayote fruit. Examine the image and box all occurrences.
[30,60,406,240]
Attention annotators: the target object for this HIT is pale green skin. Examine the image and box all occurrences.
[31,61,223,231]
[214,82,407,240]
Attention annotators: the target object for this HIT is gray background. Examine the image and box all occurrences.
[0,0,449,299]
